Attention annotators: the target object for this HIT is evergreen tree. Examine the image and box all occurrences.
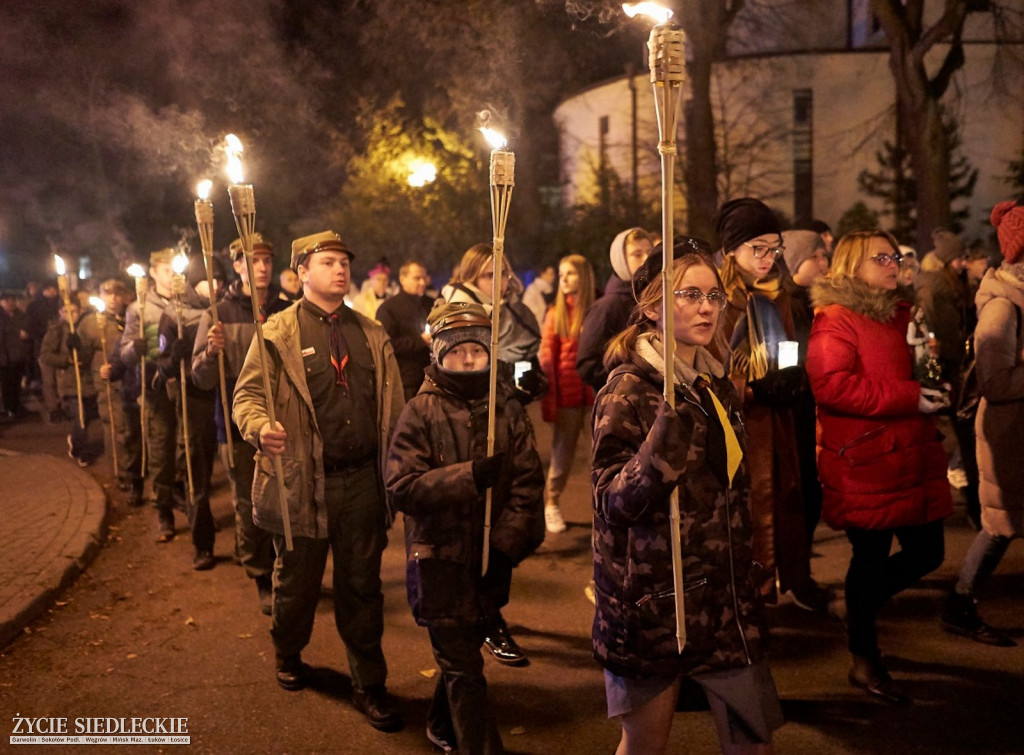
[857,112,977,243]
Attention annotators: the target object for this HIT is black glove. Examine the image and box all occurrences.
[169,339,191,365]
[65,333,82,352]
[472,452,506,491]
[749,366,806,406]
[133,338,148,358]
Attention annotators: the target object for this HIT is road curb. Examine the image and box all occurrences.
[0,456,108,650]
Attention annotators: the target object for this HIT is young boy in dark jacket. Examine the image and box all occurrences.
[386,300,544,754]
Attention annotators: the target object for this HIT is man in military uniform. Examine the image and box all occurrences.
[233,231,405,731]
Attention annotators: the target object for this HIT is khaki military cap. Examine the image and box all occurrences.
[290,230,354,270]
[229,233,273,260]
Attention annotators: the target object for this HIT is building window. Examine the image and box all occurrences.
[793,89,813,224]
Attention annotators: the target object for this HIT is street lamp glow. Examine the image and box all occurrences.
[196,179,213,200]
[126,263,146,279]
[479,127,508,150]
[225,134,245,184]
[89,296,105,313]
[54,255,66,276]
[407,161,437,187]
[622,2,673,23]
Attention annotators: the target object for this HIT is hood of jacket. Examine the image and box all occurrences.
[810,277,913,322]
[976,265,1024,313]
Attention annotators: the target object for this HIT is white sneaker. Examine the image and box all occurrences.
[545,503,566,534]
[947,468,968,489]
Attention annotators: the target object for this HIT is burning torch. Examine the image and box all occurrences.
[54,255,85,428]
[171,252,195,507]
[225,134,294,551]
[127,262,149,476]
[194,178,234,467]
[626,0,688,651]
[480,125,514,576]
[89,295,119,477]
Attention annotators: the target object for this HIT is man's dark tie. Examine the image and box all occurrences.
[327,312,348,391]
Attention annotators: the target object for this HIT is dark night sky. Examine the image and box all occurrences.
[0,0,644,288]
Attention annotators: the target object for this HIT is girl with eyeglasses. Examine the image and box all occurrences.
[591,249,783,754]
[713,198,828,613]
[807,229,953,705]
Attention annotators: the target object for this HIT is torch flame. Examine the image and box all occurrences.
[54,255,66,276]
[197,179,213,200]
[172,253,189,276]
[622,2,673,23]
[126,263,146,279]
[89,296,106,313]
[479,127,508,150]
[225,134,245,185]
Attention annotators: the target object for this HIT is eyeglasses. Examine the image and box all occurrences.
[742,242,784,260]
[869,252,903,267]
[673,288,727,308]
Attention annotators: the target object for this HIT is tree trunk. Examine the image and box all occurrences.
[682,15,718,243]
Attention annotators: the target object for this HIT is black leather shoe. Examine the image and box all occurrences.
[352,686,403,732]
[155,514,175,543]
[192,550,215,571]
[275,655,309,692]
[848,654,911,706]
[483,619,528,666]
[426,725,455,752]
[941,592,1016,647]
[255,574,273,616]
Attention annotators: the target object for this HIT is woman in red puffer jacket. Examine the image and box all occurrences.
[539,254,595,534]
[807,229,952,707]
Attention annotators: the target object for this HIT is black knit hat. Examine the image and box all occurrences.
[427,301,491,367]
[714,198,781,255]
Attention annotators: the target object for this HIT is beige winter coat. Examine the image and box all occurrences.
[974,267,1024,538]
[232,301,404,538]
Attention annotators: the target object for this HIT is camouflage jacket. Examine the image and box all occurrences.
[386,364,545,628]
[590,346,768,679]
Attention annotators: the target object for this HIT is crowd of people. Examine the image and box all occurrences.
[1,195,1022,754]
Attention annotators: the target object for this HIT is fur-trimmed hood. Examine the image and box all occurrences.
[810,277,913,322]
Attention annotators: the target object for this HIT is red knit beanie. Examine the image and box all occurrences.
[991,200,1024,264]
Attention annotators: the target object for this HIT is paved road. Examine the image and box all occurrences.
[0,407,1021,753]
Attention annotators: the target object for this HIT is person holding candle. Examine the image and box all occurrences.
[386,300,544,754]
[375,260,436,402]
[591,249,782,755]
[713,198,827,612]
[39,297,99,467]
[807,230,952,704]
[193,235,290,608]
[120,249,179,541]
[435,242,546,666]
[233,230,405,732]
[539,253,595,534]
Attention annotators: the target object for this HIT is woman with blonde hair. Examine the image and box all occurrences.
[539,253,595,533]
[808,229,952,705]
[592,246,782,754]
